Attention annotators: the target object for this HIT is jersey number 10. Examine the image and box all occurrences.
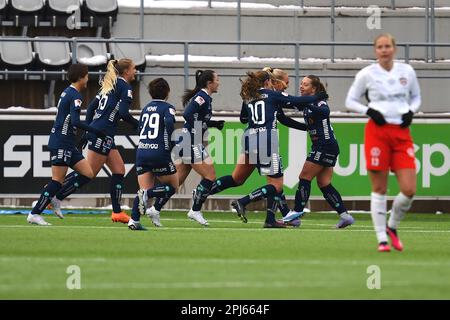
[248,101,266,125]
[140,113,160,139]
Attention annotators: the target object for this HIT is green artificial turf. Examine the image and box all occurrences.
[0,210,449,299]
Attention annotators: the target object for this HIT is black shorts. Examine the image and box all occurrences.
[87,135,115,156]
[306,146,339,167]
[50,147,84,167]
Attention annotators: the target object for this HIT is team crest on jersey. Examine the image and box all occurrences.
[127,90,133,98]
[281,92,289,97]
[318,100,327,107]
[399,77,408,86]
[74,99,82,107]
[169,108,176,115]
[195,96,205,106]
[370,147,381,157]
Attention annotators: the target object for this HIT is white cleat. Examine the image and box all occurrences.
[27,213,52,226]
[137,189,148,216]
[146,206,163,227]
[50,197,64,219]
[187,209,209,226]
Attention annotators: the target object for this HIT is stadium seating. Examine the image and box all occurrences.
[46,0,80,28]
[34,37,71,72]
[0,0,8,21]
[110,42,146,72]
[0,37,33,68]
[9,0,45,26]
[75,40,108,70]
[82,0,118,28]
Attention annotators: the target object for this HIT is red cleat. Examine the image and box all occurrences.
[378,243,391,252]
[386,227,404,251]
[111,211,130,224]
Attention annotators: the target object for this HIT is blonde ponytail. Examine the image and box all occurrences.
[100,60,118,96]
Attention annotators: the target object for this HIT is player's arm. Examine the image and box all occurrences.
[276,91,327,109]
[118,87,139,130]
[409,67,421,113]
[183,97,201,127]
[239,101,249,124]
[164,107,176,150]
[276,107,306,131]
[85,94,100,124]
[345,70,370,114]
[70,99,106,137]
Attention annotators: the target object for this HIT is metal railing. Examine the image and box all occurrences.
[137,0,436,61]
[1,37,450,96]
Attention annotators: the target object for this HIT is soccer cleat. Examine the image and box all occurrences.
[27,213,52,226]
[111,211,130,224]
[282,210,304,222]
[146,206,163,227]
[335,214,355,229]
[378,242,391,252]
[187,209,209,226]
[50,197,64,219]
[386,226,404,251]
[137,189,148,216]
[231,200,247,223]
[278,218,301,227]
[263,220,287,228]
[128,219,147,231]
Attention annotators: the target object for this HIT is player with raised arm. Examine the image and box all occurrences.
[27,64,106,225]
[208,67,306,227]
[281,75,355,228]
[50,59,139,224]
[345,34,421,252]
[128,78,178,230]
[230,70,327,227]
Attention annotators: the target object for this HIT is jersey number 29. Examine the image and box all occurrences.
[140,113,160,139]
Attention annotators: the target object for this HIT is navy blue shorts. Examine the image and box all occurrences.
[50,147,84,167]
[136,162,177,176]
[136,152,177,176]
[173,142,210,164]
[255,153,284,178]
[307,146,339,167]
[87,135,115,156]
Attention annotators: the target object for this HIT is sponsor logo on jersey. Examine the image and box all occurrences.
[399,77,408,86]
[281,92,289,97]
[318,100,327,107]
[127,90,133,98]
[138,142,159,149]
[195,96,205,106]
[74,99,82,107]
[169,108,176,115]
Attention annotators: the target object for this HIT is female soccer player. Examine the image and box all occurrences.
[128,78,178,231]
[167,69,223,226]
[27,64,106,226]
[51,59,139,224]
[208,67,306,227]
[282,75,355,229]
[345,33,421,252]
[230,70,326,227]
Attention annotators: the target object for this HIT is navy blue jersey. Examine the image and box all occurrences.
[137,100,176,158]
[89,77,138,137]
[48,85,103,149]
[182,89,212,135]
[243,89,318,130]
[301,100,338,149]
